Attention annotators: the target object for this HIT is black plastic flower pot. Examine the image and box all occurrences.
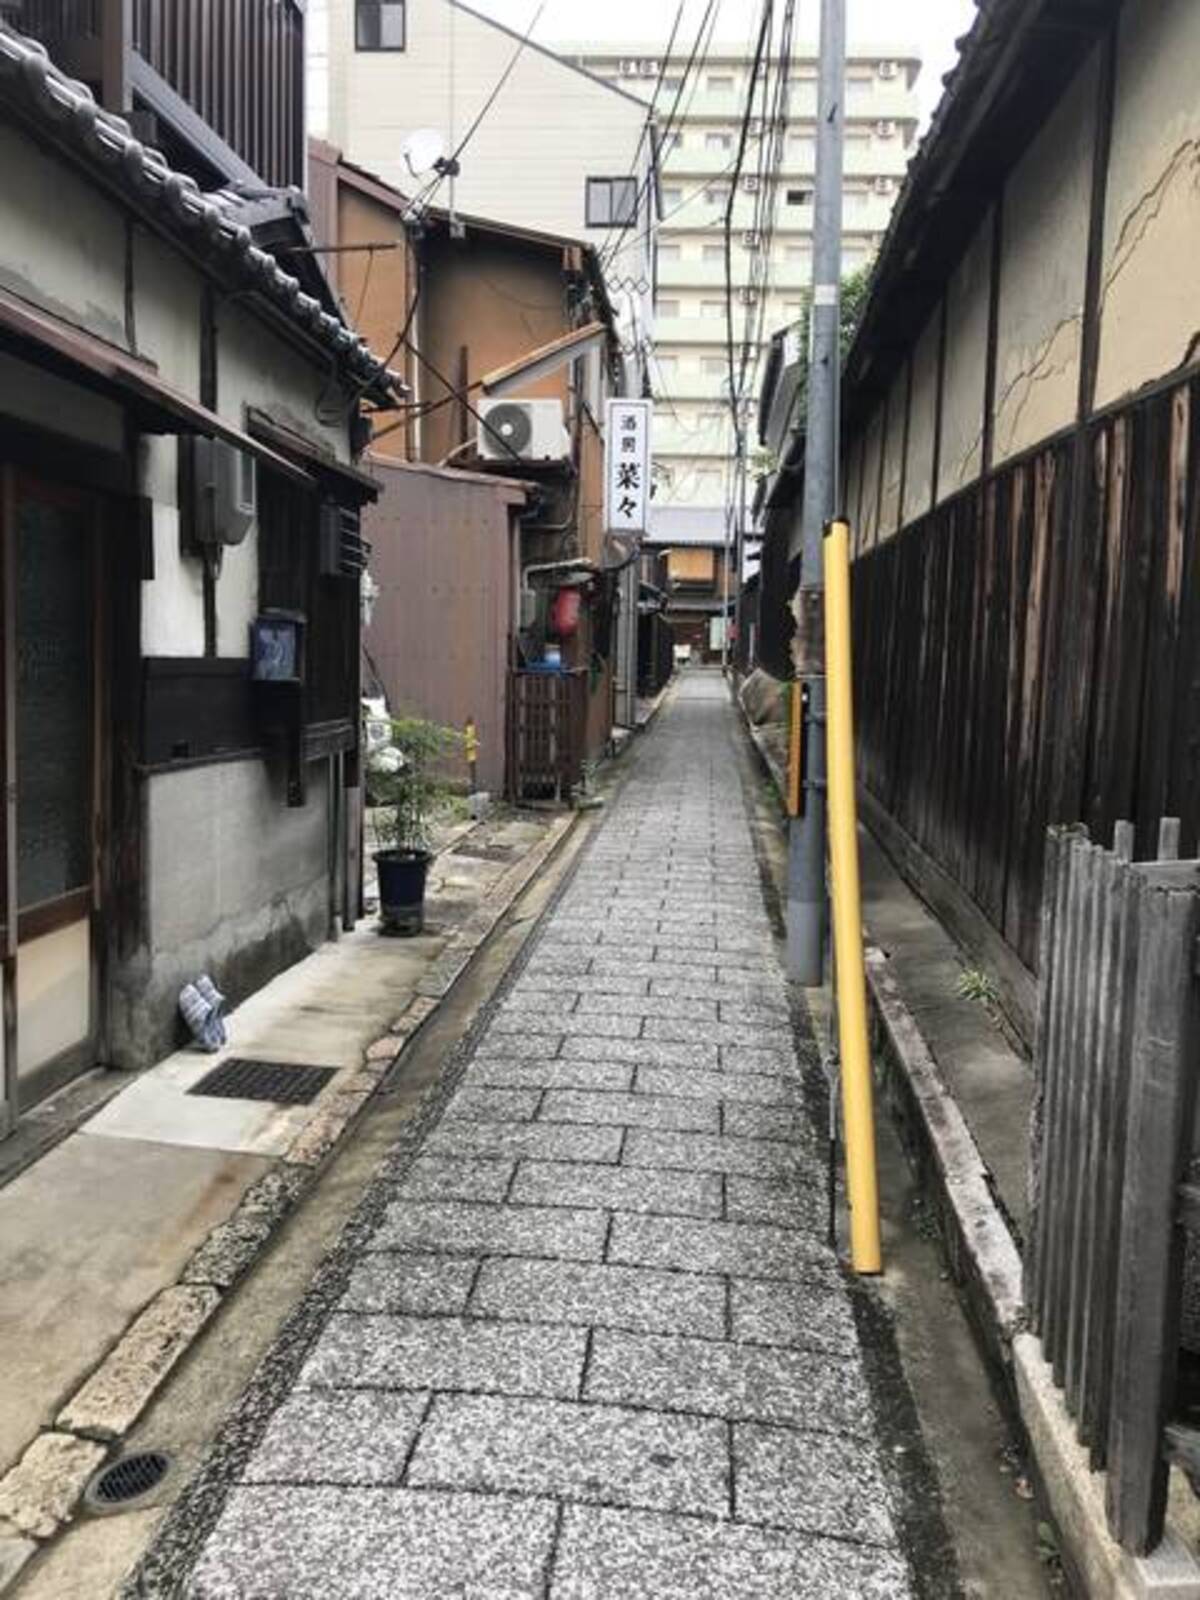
[374,847,432,936]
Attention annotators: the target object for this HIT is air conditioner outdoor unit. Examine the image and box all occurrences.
[738,286,758,306]
[876,119,897,138]
[478,399,570,463]
[874,176,894,195]
[742,230,761,251]
[742,174,760,193]
[640,59,659,76]
[878,60,898,79]
[618,59,639,77]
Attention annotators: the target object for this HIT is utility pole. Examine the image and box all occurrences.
[787,0,845,983]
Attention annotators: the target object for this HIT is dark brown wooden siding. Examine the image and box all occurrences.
[852,372,1200,972]
[18,0,304,188]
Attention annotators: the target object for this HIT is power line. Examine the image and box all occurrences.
[597,0,724,275]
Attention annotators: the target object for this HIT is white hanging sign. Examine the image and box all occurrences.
[604,398,653,535]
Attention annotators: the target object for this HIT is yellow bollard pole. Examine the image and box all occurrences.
[786,679,804,818]
[823,518,882,1274]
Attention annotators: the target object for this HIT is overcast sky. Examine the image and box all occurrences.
[466,0,977,126]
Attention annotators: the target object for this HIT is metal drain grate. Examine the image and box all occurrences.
[85,1452,170,1513]
[188,1057,336,1105]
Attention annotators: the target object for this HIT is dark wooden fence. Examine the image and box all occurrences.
[1027,819,1200,1553]
[507,670,586,804]
[852,371,1200,978]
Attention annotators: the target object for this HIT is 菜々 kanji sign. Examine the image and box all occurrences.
[604,398,653,535]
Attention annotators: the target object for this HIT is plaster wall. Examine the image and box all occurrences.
[858,405,885,549]
[878,366,907,540]
[1095,0,1200,409]
[936,209,993,502]
[992,50,1095,464]
[0,124,126,348]
[108,762,331,1068]
[903,307,941,523]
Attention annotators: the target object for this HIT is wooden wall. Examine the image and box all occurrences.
[852,371,1200,974]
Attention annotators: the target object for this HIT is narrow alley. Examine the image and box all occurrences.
[128,674,917,1599]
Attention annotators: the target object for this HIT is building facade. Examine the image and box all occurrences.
[307,0,656,388]
[0,18,392,1136]
[569,38,919,525]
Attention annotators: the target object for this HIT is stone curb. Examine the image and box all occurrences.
[0,808,580,1589]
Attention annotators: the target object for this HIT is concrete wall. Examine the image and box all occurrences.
[937,208,993,501]
[365,461,521,795]
[109,765,332,1067]
[1095,0,1200,409]
[992,48,1095,464]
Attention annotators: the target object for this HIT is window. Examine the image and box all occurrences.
[785,187,811,206]
[662,186,683,209]
[700,299,724,319]
[703,185,729,206]
[705,131,732,151]
[702,243,724,262]
[701,356,725,375]
[586,176,638,227]
[656,297,681,319]
[355,0,405,50]
[707,74,734,92]
[658,242,681,263]
[656,354,679,374]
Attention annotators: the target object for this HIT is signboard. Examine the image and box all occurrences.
[604,398,653,535]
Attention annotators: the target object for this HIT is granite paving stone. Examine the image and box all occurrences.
[463,1057,633,1093]
[559,1036,718,1068]
[338,1254,480,1316]
[729,1279,862,1355]
[509,1160,723,1218]
[370,1198,608,1260]
[298,1313,586,1398]
[407,1394,729,1517]
[622,1128,806,1179]
[422,1120,622,1166]
[469,1258,726,1337]
[242,1390,429,1485]
[734,1423,898,1545]
[586,1329,874,1434]
[551,1506,913,1599]
[190,1487,558,1598]
[725,1174,828,1230]
[608,1212,839,1282]
[145,674,914,1600]
[539,1088,719,1133]
[635,1064,799,1107]
[443,1087,543,1122]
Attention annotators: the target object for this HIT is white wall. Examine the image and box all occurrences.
[1095,0,1200,409]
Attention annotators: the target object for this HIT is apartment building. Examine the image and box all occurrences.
[570,40,921,519]
[307,0,656,388]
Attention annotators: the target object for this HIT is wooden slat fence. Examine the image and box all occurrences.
[852,370,1200,978]
[507,670,586,804]
[1028,818,1200,1554]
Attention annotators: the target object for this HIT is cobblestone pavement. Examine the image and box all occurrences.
[136,673,916,1598]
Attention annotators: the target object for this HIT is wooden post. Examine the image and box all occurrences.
[1107,872,1200,1552]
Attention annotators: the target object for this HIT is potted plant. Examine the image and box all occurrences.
[370,715,461,935]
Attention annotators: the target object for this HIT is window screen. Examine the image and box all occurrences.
[356,0,405,50]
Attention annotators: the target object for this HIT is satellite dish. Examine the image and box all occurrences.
[402,128,447,177]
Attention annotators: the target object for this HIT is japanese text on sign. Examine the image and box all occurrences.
[604,399,653,535]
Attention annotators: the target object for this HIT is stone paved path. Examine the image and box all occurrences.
[158,673,914,1598]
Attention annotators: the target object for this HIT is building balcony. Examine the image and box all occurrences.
[9,0,304,188]
[656,254,813,291]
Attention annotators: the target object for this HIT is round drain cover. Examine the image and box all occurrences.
[85,1452,171,1514]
